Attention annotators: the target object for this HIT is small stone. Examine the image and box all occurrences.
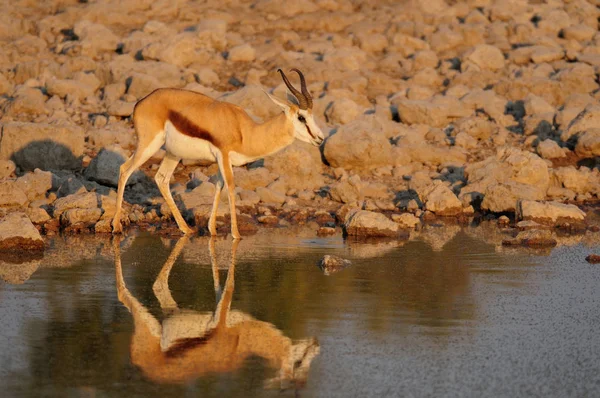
[585,254,600,264]
[318,255,351,276]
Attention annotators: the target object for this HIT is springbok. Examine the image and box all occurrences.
[112,69,325,239]
[114,236,320,387]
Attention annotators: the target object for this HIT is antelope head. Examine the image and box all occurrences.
[266,68,325,147]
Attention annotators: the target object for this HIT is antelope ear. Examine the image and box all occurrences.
[263,90,291,112]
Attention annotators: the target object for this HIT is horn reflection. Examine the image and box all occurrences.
[113,236,320,389]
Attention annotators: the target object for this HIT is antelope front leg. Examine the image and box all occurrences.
[217,153,241,240]
[208,172,224,236]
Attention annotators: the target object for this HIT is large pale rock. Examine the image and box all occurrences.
[84,146,142,187]
[574,129,600,157]
[14,169,53,201]
[53,192,99,218]
[537,139,566,159]
[463,44,505,71]
[2,87,47,116]
[391,213,420,229]
[561,104,600,141]
[126,73,163,99]
[46,78,96,101]
[73,21,119,58]
[263,142,324,190]
[177,183,216,210]
[323,116,392,169]
[463,148,550,211]
[423,182,463,216]
[219,85,282,121]
[396,98,472,127]
[0,122,85,171]
[329,175,363,204]
[552,167,600,195]
[481,182,547,213]
[256,187,286,205]
[61,208,103,227]
[233,167,277,191]
[228,43,256,62]
[519,200,586,224]
[0,213,44,252]
[0,181,28,208]
[344,210,399,238]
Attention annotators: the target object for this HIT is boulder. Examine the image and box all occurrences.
[61,208,103,227]
[480,182,545,213]
[84,146,142,187]
[73,20,119,58]
[462,44,505,71]
[0,181,28,208]
[519,200,586,224]
[344,210,399,238]
[0,213,44,252]
[574,129,600,158]
[537,139,566,159]
[329,175,363,204]
[561,104,600,141]
[396,97,472,127]
[14,169,53,201]
[323,116,392,169]
[234,167,277,190]
[53,192,99,218]
[256,187,286,205]
[0,122,85,171]
[423,183,463,216]
[228,43,256,62]
[391,213,420,229]
[263,142,324,190]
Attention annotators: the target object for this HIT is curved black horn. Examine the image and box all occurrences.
[277,68,309,110]
[290,68,313,109]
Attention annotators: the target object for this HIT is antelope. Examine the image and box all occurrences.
[114,236,320,387]
[112,69,325,239]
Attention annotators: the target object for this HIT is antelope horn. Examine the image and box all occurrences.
[290,68,313,109]
[277,68,309,110]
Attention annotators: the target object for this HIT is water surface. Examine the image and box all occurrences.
[1,226,599,397]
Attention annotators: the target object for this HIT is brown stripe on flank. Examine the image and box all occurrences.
[168,110,217,144]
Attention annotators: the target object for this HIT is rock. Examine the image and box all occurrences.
[463,44,505,71]
[73,20,119,58]
[107,101,135,117]
[263,142,324,190]
[52,192,99,218]
[462,148,550,211]
[552,167,599,195]
[323,116,392,169]
[0,181,28,208]
[61,208,103,227]
[344,210,400,238]
[524,93,555,116]
[234,167,277,190]
[0,213,44,252]
[329,175,362,204]
[0,122,85,171]
[219,85,283,121]
[423,183,463,216]
[46,78,96,101]
[318,255,351,276]
[531,47,564,64]
[328,97,363,125]
[396,97,472,127]
[84,146,142,187]
[574,129,600,158]
[561,104,600,142]
[519,200,586,224]
[256,187,286,205]
[177,183,215,209]
[126,73,163,99]
[391,213,420,229]
[3,87,47,116]
[537,139,566,159]
[228,43,256,62]
[0,160,15,179]
[56,175,87,197]
[585,254,600,264]
[317,226,336,236]
[502,229,557,248]
[14,169,53,201]
[26,207,51,224]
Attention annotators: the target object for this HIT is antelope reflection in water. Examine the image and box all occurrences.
[114,236,320,388]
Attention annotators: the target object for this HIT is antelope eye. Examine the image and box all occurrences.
[298,115,306,123]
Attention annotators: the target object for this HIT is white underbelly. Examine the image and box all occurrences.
[229,151,261,166]
[164,121,218,162]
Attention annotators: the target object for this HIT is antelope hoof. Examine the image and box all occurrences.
[112,221,123,234]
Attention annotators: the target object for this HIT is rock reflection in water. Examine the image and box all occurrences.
[114,236,320,389]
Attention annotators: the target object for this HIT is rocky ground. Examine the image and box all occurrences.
[1,0,600,250]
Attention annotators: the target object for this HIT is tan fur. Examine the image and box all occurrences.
[114,237,319,386]
[111,88,303,238]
